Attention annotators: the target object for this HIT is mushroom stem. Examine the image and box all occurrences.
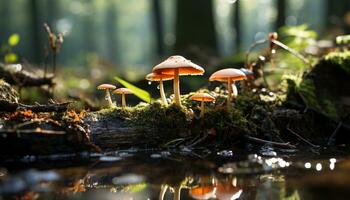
[232,82,238,98]
[227,79,233,103]
[200,100,205,118]
[159,79,168,106]
[173,68,181,106]
[121,93,126,111]
[105,89,113,107]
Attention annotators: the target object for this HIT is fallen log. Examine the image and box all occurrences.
[0,100,71,112]
[0,63,54,87]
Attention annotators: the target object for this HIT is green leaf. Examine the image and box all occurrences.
[8,34,20,46]
[4,53,17,63]
[115,76,151,103]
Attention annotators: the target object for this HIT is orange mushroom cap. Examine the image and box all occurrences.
[209,68,246,82]
[189,186,216,200]
[190,93,215,102]
[145,73,174,81]
[97,84,116,90]
[152,55,205,76]
[112,88,133,94]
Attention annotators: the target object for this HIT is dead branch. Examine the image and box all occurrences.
[286,124,320,148]
[0,99,71,112]
[244,135,296,149]
[0,64,54,87]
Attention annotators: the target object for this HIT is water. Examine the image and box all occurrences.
[0,149,350,200]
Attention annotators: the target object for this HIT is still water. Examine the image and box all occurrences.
[0,147,350,200]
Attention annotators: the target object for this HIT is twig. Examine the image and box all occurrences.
[244,135,296,148]
[271,40,310,66]
[187,134,208,148]
[0,129,66,135]
[327,122,342,145]
[286,123,320,148]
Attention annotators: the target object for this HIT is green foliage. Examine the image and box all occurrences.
[279,24,317,50]
[115,76,151,103]
[8,34,20,46]
[4,53,17,63]
[1,33,20,63]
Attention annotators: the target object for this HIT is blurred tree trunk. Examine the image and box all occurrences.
[174,0,217,56]
[29,0,42,64]
[105,1,118,62]
[152,0,164,57]
[83,0,96,52]
[233,1,241,52]
[326,0,350,34]
[276,0,286,29]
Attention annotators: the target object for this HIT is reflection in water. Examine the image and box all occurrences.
[0,152,348,200]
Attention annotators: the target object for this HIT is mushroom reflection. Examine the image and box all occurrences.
[215,177,242,200]
[188,176,216,200]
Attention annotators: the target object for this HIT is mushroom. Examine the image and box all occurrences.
[215,178,242,200]
[190,93,215,117]
[189,185,216,200]
[209,68,246,103]
[152,55,205,107]
[97,84,116,108]
[112,88,133,111]
[146,72,174,106]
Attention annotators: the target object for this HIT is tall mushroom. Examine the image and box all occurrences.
[153,55,205,107]
[112,88,133,111]
[146,72,174,106]
[97,84,116,108]
[190,93,215,117]
[209,68,246,103]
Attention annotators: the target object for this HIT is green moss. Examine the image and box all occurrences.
[131,102,189,137]
[324,51,350,74]
[203,108,250,138]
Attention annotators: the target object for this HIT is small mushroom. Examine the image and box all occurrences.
[153,55,205,107]
[146,73,174,106]
[209,68,246,103]
[189,185,216,200]
[190,93,215,118]
[113,88,133,111]
[97,84,116,108]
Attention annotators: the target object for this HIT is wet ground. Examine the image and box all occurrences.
[1,146,350,200]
